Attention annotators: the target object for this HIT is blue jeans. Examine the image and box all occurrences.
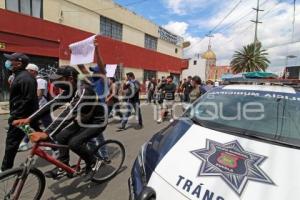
[88,133,108,159]
[121,100,143,128]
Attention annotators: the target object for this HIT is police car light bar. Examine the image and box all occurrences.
[224,79,300,90]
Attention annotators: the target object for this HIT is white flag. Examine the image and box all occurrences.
[106,64,118,78]
[69,35,97,65]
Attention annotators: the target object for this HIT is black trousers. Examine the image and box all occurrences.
[55,122,105,166]
[1,125,25,171]
[148,91,154,103]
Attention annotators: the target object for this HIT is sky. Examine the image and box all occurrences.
[114,0,300,72]
[116,0,300,71]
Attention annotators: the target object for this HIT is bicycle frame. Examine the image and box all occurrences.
[10,141,83,200]
[27,142,82,175]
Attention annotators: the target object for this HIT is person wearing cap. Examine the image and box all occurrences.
[118,72,143,130]
[13,65,108,180]
[26,63,53,128]
[1,52,39,172]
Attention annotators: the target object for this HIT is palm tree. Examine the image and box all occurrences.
[230,42,270,73]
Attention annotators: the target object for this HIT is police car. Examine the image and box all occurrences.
[129,80,300,200]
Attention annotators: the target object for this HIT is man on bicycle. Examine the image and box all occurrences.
[13,45,108,180]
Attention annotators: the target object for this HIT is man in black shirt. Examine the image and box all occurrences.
[182,76,193,102]
[1,52,39,171]
[157,76,176,123]
[118,72,143,130]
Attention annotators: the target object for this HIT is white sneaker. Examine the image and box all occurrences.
[42,147,52,151]
[157,119,162,123]
[18,142,31,152]
[169,119,174,123]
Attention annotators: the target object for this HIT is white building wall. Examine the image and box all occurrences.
[182,57,206,81]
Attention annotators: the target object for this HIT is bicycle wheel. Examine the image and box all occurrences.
[92,140,125,183]
[0,167,45,200]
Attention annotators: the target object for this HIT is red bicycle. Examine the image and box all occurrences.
[0,131,125,200]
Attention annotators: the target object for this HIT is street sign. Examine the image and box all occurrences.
[0,42,5,49]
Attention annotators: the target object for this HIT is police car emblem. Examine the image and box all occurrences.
[191,139,274,195]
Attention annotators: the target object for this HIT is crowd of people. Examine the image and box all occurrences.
[0,39,215,180]
[144,75,215,123]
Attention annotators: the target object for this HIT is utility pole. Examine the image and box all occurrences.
[251,0,263,44]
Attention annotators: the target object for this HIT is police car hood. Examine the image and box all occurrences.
[147,124,300,200]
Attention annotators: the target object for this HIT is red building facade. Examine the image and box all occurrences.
[0,9,188,101]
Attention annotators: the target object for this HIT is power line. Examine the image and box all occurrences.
[265,39,300,49]
[187,0,244,50]
[226,0,286,43]
[216,0,268,34]
[210,0,244,33]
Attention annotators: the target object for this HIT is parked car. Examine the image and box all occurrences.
[129,80,300,200]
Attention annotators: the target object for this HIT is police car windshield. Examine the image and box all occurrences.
[188,88,300,147]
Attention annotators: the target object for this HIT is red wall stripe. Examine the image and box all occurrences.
[0,9,188,73]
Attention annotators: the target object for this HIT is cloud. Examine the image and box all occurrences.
[162,21,189,36]
[163,0,300,69]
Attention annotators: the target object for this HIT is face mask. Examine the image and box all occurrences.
[5,60,13,71]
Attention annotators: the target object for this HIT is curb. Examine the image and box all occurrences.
[0,102,9,115]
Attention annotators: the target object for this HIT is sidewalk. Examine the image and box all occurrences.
[0,102,9,115]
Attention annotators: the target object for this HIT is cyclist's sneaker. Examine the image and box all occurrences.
[41,146,52,151]
[83,160,97,182]
[44,167,66,179]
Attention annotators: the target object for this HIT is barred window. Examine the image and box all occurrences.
[5,0,43,18]
[143,70,157,82]
[100,16,123,41]
[144,34,157,51]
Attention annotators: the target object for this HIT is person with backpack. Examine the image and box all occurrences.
[118,72,143,130]
[26,64,53,128]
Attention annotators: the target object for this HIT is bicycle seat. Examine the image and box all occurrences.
[29,132,49,143]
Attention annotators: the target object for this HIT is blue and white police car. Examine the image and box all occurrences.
[129,80,300,200]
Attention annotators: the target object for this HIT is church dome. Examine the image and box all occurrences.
[201,45,216,60]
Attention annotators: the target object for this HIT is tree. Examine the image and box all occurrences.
[230,42,270,73]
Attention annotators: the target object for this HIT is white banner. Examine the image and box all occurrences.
[106,64,118,78]
[69,35,97,65]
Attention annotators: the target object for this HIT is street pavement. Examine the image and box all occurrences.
[0,103,183,200]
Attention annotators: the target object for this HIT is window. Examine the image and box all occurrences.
[100,16,123,40]
[144,34,157,51]
[143,70,157,82]
[5,0,43,18]
[193,60,197,65]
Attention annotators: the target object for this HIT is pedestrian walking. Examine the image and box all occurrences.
[118,72,143,130]
[189,76,202,103]
[1,52,39,172]
[26,64,53,128]
[106,77,122,118]
[182,76,193,102]
[157,76,176,123]
[147,77,156,103]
